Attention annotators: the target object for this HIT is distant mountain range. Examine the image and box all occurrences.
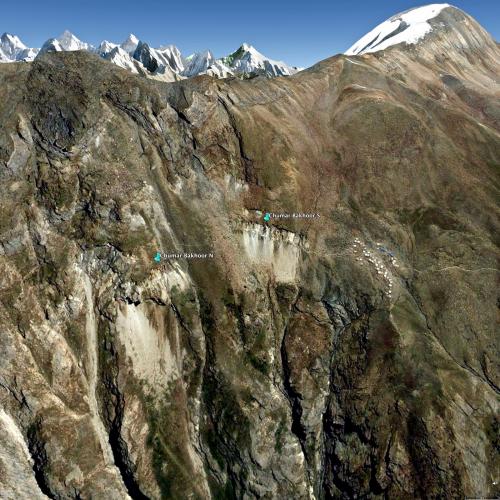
[1,2,497,81]
[0,31,300,79]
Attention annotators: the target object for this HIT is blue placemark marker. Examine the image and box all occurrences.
[154,252,161,263]
[264,213,271,222]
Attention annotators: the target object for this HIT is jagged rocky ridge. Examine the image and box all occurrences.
[0,29,299,79]
[0,3,499,499]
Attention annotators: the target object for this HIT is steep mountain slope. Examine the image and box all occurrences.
[104,47,141,74]
[346,3,450,55]
[0,4,498,500]
[121,34,140,54]
[56,29,92,51]
[0,33,28,59]
[346,2,496,57]
[0,32,38,62]
[183,51,234,78]
[38,38,64,55]
[95,40,119,57]
[133,42,184,75]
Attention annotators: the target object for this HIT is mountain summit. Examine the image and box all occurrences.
[120,33,139,53]
[345,3,496,55]
[0,32,37,61]
[183,50,233,78]
[346,4,450,55]
[0,33,27,59]
[56,30,92,52]
[220,43,297,76]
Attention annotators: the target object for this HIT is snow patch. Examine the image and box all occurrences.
[346,4,450,55]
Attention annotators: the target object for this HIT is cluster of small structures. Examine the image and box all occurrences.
[352,237,399,299]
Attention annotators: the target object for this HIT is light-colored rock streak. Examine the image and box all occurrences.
[242,224,301,282]
[0,409,48,499]
[83,274,116,467]
[115,302,179,388]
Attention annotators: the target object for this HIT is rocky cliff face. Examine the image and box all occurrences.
[0,7,499,499]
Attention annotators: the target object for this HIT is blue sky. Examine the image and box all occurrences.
[2,1,499,67]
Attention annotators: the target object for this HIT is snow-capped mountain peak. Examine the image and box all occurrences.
[121,34,139,54]
[104,46,139,74]
[1,33,27,53]
[156,44,184,73]
[38,31,91,57]
[345,3,450,55]
[1,30,297,79]
[1,33,29,60]
[56,30,91,51]
[132,41,184,74]
[1,33,25,45]
[183,50,215,75]
[220,43,296,77]
[39,38,63,55]
[182,50,234,78]
[96,40,118,56]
